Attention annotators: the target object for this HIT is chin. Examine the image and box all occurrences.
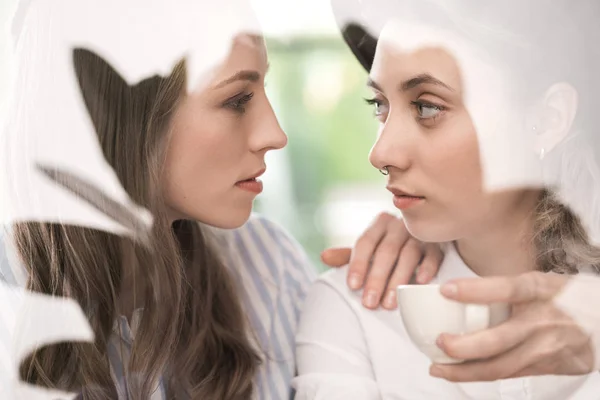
[170,197,255,229]
[211,217,250,229]
[196,207,253,230]
[403,216,459,243]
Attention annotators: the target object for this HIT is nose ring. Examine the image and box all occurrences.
[379,166,390,176]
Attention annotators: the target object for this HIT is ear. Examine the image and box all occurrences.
[534,82,578,156]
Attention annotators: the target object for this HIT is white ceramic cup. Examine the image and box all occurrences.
[396,284,511,364]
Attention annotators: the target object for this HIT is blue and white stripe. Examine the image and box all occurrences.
[210,214,317,399]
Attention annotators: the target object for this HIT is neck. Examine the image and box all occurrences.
[455,191,541,277]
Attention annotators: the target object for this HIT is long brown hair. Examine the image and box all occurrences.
[14,48,260,399]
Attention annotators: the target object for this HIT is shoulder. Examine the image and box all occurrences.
[309,266,363,308]
[302,267,401,329]
[315,266,349,291]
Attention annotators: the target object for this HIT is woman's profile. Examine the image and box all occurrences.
[294,0,600,398]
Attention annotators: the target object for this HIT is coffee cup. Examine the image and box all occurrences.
[396,284,510,364]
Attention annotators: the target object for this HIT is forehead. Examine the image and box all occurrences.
[379,20,467,54]
[228,34,268,67]
[371,42,464,93]
[371,20,475,83]
[207,34,268,84]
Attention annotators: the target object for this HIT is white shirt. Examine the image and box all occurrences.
[293,244,600,400]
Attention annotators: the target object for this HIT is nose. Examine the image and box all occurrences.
[369,116,413,173]
[249,97,288,153]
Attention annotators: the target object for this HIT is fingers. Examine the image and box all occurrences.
[320,247,352,267]
[361,218,409,309]
[430,357,509,382]
[430,339,532,382]
[380,242,443,309]
[513,346,594,377]
[431,328,575,382]
[440,271,568,305]
[436,318,530,361]
[380,238,422,309]
[346,212,400,291]
[415,243,443,284]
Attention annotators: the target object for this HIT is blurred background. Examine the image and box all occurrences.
[0,0,396,272]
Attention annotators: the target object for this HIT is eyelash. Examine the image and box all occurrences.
[224,92,255,113]
[364,97,380,107]
[364,97,386,116]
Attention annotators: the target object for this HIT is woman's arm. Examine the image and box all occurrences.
[293,278,381,400]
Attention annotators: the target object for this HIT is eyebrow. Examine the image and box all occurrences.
[214,63,270,89]
[367,73,454,93]
[366,77,383,91]
[215,70,261,88]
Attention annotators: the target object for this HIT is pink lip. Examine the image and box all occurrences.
[386,185,425,210]
[235,179,263,194]
[386,185,422,197]
[393,195,424,210]
[235,167,266,194]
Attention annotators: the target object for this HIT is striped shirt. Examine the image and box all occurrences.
[0,214,317,399]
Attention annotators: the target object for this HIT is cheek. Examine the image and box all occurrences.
[426,116,483,197]
[169,109,245,175]
[162,117,242,209]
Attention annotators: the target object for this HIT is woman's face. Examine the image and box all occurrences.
[163,35,287,228]
[367,23,541,242]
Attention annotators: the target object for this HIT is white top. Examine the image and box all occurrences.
[293,244,600,400]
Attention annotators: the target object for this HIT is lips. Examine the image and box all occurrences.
[235,178,263,194]
[392,195,424,210]
[386,185,425,210]
[238,167,266,183]
[386,185,424,199]
[235,167,266,194]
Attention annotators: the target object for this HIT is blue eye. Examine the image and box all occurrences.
[224,92,255,113]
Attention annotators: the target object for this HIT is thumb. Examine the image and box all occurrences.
[321,247,352,267]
